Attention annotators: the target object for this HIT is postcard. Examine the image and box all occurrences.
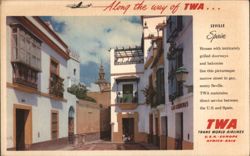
[1,0,249,156]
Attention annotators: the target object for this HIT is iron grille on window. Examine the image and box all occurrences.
[156,68,165,105]
[117,84,138,103]
[166,16,183,43]
[49,59,64,98]
[168,46,183,101]
[49,73,64,98]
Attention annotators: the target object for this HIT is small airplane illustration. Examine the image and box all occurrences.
[66,1,92,9]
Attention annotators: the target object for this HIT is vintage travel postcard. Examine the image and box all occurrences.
[0,0,249,156]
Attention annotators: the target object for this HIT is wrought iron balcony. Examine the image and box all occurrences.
[116,93,138,110]
[117,94,138,104]
[49,73,64,98]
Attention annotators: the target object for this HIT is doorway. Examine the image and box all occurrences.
[175,112,183,149]
[155,117,159,146]
[68,106,75,144]
[15,108,30,150]
[122,118,134,143]
[149,114,153,143]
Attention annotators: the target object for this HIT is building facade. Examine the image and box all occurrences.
[143,16,193,149]
[110,16,193,149]
[164,16,193,149]
[142,16,166,147]
[110,45,149,143]
[109,16,166,144]
[6,16,79,150]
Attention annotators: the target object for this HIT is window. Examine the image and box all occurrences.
[156,68,165,104]
[11,24,41,70]
[122,84,133,103]
[73,68,76,76]
[50,59,59,75]
[10,24,41,89]
[168,46,183,101]
[166,16,183,43]
[49,58,64,97]
[51,111,58,140]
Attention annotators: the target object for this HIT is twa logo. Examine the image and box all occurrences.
[207,119,237,129]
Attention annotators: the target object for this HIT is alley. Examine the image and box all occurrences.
[74,141,158,150]
[75,143,145,150]
[30,140,159,150]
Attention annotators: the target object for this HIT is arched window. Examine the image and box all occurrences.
[68,106,75,144]
[68,106,75,118]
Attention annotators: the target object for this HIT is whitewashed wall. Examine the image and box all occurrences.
[163,16,193,142]
[6,17,78,148]
[110,47,150,133]
[67,58,80,87]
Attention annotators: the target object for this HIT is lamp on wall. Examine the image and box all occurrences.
[176,66,188,82]
[169,66,190,105]
[176,66,193,93]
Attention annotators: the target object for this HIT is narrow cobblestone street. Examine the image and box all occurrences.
[30,140,159,150]
[73,141,159,150]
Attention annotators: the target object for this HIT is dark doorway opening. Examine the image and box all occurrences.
[175,112,183,150]
[165,116,168,138]
[160,116,168,149]
[16,109,28,150]
[149,114,153,143]
[155,117,159,146]
[68,106,75,144]
[122,118,134,143]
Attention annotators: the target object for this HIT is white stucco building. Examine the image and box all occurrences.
[164,16,193,149]
[109,46,150,143]
[6,16,79,150]
[110,16,193,150]
[109,16,166,143]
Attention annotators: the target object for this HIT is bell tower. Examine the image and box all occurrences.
[95,63,110,92]
[99,64,105,80]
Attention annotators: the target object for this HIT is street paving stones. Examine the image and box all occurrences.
[73,141,159,150]
[29,140,159,150]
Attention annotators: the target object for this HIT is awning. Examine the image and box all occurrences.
[115,76,140,83]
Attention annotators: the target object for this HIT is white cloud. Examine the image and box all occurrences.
[87,83,100,92]
[51,16,142,65]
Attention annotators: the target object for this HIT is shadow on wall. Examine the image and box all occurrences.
[51,100,63,110]
[13,90,38,107]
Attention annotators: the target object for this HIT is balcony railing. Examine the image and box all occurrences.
[117,94,138,104]
[49,73,64,98]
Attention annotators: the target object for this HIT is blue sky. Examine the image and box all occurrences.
[40,16,142,91]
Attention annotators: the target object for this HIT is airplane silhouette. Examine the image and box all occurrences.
[66,2,92,9]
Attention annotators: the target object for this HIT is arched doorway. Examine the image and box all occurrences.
[68,106,75,144]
